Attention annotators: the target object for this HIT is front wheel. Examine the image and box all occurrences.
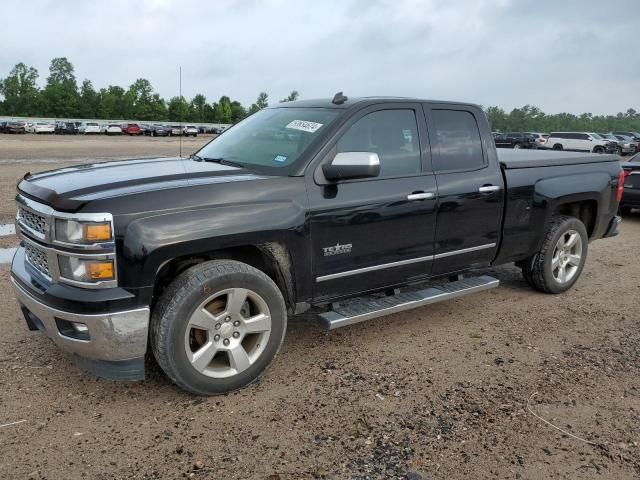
[521,215,588,294]
[151,260,287,395]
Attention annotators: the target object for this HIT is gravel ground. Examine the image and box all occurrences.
[0,137,638,479]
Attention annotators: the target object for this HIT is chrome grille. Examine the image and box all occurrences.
[18,207,47,235]
[24,241,51,278]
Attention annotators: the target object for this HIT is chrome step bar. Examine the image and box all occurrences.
[318,275,499,330]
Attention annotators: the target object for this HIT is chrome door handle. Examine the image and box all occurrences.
[478,185,501,193]
[407,192,435,201]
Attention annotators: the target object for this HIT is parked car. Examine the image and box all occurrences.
[0,121,9,133]
[545,132,617,153]
[169,125,183,136]
[10,96,623,395]
[6,121,27,134]
[78,122,100,134]
[148,124,170,137]
[494,132,537,149]
[183,125,198,137]
[612,132,640,153]
[620,153,640,214]
[54,122,79,135]
[525,132,549,149]
[105,124,123,135]
[612,135,637,155]
[121,123,142,136]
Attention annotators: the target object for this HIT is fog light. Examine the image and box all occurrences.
[71,322,89,333]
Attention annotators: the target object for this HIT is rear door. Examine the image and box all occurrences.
[423,105,504,276]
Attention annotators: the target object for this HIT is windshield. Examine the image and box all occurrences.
[195,107,340,174]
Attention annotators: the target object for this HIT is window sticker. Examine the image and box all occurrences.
[273,154,288,163]
[285,120,323,133]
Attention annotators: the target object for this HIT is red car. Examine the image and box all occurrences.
[121,123,142,136]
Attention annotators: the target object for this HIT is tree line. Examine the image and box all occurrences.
[485,105,640,134]
[1,57,639,132]
[0,57,300,123]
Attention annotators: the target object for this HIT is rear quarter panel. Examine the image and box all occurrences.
[494,161,621,265]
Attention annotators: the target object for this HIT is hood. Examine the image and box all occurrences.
[18,157,267,211]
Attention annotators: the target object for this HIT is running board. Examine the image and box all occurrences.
[318,275,499,330]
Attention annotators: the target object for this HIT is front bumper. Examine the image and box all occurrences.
[621,188,640,208]
[11,272,150,380]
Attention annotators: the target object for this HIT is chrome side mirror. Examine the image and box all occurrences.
[322,152,381,181]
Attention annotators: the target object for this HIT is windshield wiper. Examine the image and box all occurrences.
[201,157,246,169]
[189,153,203,161]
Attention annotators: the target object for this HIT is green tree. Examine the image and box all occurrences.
[126,78,157,120]
[42,57,79,117]
[280,90,299,103]
[167,95,190,122]
[190,94,207,122]
[0,62,41,116]
[230,100,246,123]
[78,79,99,118]
[98,85,128,119]
[256,92,269,109]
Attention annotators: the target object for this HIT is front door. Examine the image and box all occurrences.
[423,105,505,276]
[307,104,438,301]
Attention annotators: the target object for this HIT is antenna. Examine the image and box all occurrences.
[332,91,348,105]
[179,66,182,158]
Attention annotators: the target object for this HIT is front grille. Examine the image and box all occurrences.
[18,207,47,235]
[24,242,51,278]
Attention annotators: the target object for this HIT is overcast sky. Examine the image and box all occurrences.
[2,0,639,114]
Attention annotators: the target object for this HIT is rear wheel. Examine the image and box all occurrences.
[521,215,588,294]
[593,146,605,154]
[513,143,521,149]
[151,260,287,395]
[552,144,563,151]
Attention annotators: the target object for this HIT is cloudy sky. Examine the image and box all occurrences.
[2,0,639,114]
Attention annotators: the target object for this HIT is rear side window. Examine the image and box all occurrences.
[336,109,421,178]
[431,110,485,172]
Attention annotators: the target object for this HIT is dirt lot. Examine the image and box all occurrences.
[0,137,638,479]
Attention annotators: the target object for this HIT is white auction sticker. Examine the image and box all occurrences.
[285,120,324,133]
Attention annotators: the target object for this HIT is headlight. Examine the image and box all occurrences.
[55,219,112,244]
[58,256,115,283]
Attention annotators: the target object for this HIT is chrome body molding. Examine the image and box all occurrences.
[12,277,149,361]
[315,243,497,283]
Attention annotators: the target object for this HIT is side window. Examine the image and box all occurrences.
[431,110,485,172]
[336,109,420,178]
[580,134,590,140]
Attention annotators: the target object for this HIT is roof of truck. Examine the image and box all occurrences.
[273,97,482,110]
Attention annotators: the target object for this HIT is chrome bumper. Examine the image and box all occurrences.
[11,277,149,362]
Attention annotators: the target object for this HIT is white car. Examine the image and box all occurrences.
[79,122,100,134]
[525,132,549,149]
[182,125,198,137]
[26,122,55,134]
[545,132,616,154]
[105,124,123,135]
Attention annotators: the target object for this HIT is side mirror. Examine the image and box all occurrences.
[322,152,380,181]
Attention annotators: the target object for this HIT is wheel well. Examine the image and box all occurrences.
[553,200,597,237]
[152,243,296,313]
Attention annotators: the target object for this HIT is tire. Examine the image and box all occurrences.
[552,144,563,151]
[151,260,287,395]
[513,143,521,149]
[521,215,588,294]
[593,146,604,154]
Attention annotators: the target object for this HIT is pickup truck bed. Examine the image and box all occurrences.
[498,149,620,169]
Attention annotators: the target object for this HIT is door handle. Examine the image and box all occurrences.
[478,185,501,193]
[407,192,435,201]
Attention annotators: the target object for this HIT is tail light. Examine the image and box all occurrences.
[617,169,628,202]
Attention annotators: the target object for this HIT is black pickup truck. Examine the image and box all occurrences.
[10,95,623,395]
[494,132,537,149]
